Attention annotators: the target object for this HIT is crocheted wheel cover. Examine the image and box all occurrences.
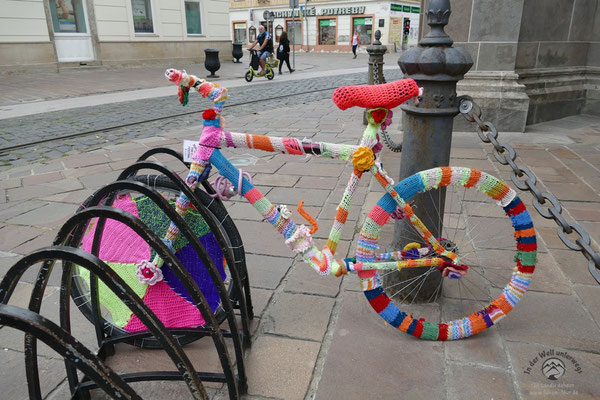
[332,79,420,110]
[356,167,537,340]
[79,194,226,333]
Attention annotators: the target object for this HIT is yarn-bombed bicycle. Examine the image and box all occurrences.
[73,69,537,341]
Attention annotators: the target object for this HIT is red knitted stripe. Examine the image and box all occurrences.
[517,260,535,273]
[244,188,263,204]
[368,205,390,226]
[517,242,537,252]
[506,201,526,216]
[413,318,425,337]
[437,324,448,340]
[369,294,391,314]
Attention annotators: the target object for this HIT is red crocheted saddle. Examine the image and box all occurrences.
[332,79,420,110]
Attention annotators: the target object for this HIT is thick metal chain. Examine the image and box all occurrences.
[458,96,600,284]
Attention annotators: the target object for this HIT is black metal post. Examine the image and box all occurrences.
[363,30,387,125]
[385,0,473,301]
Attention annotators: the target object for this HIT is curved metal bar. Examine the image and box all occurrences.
[134,149,221,199]
[116,161,250,388]
[59,205,239,398]
[0,246,210,400]
[0,304,142,400]
[74,180,244,395]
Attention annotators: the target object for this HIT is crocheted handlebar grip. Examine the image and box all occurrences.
[331,79,420,111]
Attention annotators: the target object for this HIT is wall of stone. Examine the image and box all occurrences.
[416,0,599,130]
[515,0,600,123]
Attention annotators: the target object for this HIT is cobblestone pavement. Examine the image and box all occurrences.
[1,77,600,399]
[0,69,405,167]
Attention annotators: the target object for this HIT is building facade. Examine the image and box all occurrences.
[229,0,420,52]
[0,0,231,72]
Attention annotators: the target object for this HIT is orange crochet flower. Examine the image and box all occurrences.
[352,146,375,171]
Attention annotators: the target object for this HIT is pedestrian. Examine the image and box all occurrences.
[248,25,273,75]
[351,30,360,59]
[276,31,294,75]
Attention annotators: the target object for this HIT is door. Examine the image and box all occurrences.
[49,0,95,62]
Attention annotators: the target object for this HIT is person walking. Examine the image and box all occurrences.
[351,30,360,59]
[276,31,294,74]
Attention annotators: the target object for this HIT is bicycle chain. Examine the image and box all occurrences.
[458,96,600,284]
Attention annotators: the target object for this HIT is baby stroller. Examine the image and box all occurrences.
[245,49,276,82]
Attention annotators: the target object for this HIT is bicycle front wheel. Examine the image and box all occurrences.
[356,167,536,340]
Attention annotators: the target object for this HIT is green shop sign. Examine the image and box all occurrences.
[320,19,336,27]
[391,4,420,13]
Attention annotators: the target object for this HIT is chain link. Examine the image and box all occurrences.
[459,98,600,285]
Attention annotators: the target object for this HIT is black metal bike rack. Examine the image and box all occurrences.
[1,148,253,399]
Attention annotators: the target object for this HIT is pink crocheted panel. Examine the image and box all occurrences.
[81,195,150,263]
[123,280,207,332]
[332,79,419,110]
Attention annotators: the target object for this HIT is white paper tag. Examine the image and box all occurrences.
[183,140,199,163]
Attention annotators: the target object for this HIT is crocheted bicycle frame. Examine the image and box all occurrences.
[148,69,537,341]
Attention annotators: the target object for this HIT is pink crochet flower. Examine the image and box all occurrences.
[381,109,394,130]
[136,260,163,285]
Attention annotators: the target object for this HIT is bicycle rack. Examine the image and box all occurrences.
[1,149,254,399]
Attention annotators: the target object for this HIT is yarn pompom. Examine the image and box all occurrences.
[203,109,217,120]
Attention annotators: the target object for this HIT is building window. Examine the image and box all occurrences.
[319,18,336,45]
[234,22,247,44]
[49,0,87,33]
[353,17,373,45]
[248,26,257,42]
[131,0,153,33]
[185,0,202,35]
[285,20,302,45]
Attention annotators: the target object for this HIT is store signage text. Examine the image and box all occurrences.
[272,6,365,19]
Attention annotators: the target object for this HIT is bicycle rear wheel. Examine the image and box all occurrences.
[70,175,247,348]
[356,167,536,340]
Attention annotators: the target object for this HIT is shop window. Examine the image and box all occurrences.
[353,17,372,45]
[234,22,247,44]
[275,25,283,42]
[249,26,257,42]
[131,0,154,33]
[185,0,202,34]
[318,19,336,45]
[286,20,302,45]
[49,0,87,33]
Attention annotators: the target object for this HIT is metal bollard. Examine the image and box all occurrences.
[385,0,473,302]
[363,30,387,125]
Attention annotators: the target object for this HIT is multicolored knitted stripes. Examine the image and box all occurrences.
[326,168,363,255]
[356,167,537,340]
[163,159,209,245]
[223,131,358,161]
[210,149,297,239]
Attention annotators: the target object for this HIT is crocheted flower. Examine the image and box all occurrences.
[352,146,375,171]
[285,225,313,253]
[371,108,387,124]
[278,205,292,219]
[381,109,394,130]
[203,109,217,120]
[136,260,163,285]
